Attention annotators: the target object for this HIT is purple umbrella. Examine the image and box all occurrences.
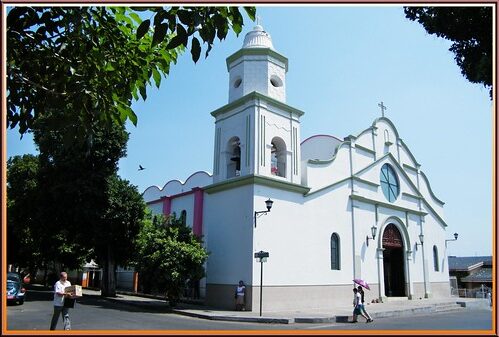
[353,279,370,290]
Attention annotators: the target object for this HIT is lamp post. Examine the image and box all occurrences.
[415,233,429,298]
[445,233,459,247]
[366,225,377,246]
[254,250,269,317]
[254,198,274,228]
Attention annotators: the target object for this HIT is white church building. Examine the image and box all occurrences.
[143,24,452,311]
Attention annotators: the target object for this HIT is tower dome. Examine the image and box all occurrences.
[242,25,274,49]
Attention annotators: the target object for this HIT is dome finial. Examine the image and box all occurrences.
[242,17,274,49]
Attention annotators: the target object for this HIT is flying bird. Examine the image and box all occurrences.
[138,165,145,171]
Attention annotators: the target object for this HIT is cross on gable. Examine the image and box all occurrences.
[378,101,387,118]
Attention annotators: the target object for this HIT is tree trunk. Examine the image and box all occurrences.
[100,245,116,297]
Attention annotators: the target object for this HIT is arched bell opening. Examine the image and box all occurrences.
[227,137,241,178]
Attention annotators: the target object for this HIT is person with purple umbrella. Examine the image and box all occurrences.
[357,286,374,323]
[352,288,371,323]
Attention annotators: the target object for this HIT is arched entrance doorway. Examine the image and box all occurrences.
[382,224,406,297]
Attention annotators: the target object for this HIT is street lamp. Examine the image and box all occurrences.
[366,225,377,246]
[254,251,269,317]
[445,233,459,245]
[254,198,274,228]
[415,233,424,251]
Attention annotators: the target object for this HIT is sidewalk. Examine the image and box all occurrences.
[82,289,491,324]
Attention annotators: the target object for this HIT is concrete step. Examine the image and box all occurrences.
[434,303,463,312]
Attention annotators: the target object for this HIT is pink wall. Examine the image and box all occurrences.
[193,188,204,237]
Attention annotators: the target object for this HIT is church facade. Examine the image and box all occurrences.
[143,25,452,311]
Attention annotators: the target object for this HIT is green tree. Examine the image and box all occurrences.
[97,175,146,297]
[134,213,209,305]
[6,155,41,276]
[32,109,129,273]
[7,6,255,141]
[404,6,492,98]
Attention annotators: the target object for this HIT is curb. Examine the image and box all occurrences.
[98,295,475,325]
[105,297,173,313]
[171,310,292,324]
[295,317,336,324]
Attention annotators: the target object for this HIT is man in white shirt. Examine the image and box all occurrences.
[50,272,74,330]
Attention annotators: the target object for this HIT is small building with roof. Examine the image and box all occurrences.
[142,24,455,311]
[448,256,492,294]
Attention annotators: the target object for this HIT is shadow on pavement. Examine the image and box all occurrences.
[23,284,178,314]
[24,284,53,302]
[77,294,175,314]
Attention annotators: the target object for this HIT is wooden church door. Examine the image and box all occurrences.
[382,224,406,297]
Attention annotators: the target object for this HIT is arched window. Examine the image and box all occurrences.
[180,210,187,225]
[227,137,241,178]
[433,245,439,271]
[331,233,340,270]
[270,137,286,177]
[384,129,393,146]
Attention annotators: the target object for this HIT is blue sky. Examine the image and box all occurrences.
[7,6,493,256]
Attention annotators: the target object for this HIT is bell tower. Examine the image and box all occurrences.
[227,25,287,103]
[211,25,304,185]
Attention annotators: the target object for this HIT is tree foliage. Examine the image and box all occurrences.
[98,175,146,297]
[32,109,129,272]
[7,6,256,141]
[7,132,145,295]
[404,6,492,97]
[6,155,42,275]
[133,213,209,305]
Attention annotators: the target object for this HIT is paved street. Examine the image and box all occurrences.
[6,287,493,332]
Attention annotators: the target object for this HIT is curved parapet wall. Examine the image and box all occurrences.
[301,134,342,162]
[142,171,213,202]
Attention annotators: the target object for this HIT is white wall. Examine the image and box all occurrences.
[204,185,255,286]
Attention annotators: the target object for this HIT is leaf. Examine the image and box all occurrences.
[139,85,147,100]
[128,108,138,126]
[104,63,115,71]
[177,9,193,26]
[214,14,229,41]
[152,23,168,47]
[205,43,213,58]
[190,37,201,63]
[176,24,188,46]
[151,67,161,88]
[232,22,242,36]
[136,19,150,40]
[244,7,256,21]
[230,7,243,35]
[129,12,142,24]
[166,35,183,50]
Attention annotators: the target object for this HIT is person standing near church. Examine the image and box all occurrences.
[50,271,74,330]
[235,280,246,311]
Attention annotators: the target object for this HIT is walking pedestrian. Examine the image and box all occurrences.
[49,272,75,330]
[352,288,370,323]
[357,286,374,323]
